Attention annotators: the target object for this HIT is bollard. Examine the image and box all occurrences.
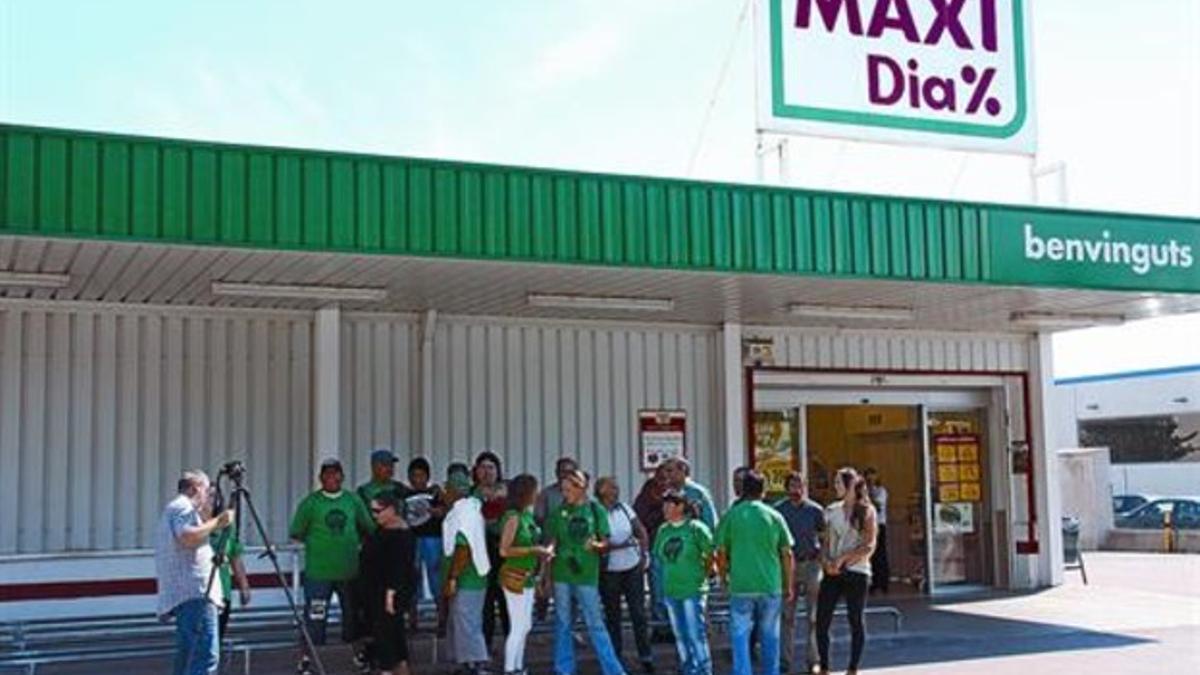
[1163,511,1175,553]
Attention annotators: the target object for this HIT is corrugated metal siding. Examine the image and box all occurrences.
[0,305,312,554]
[1,125,993,284]
[338,315,422,485]
[753,327,1030,371]
[339,315,723,499]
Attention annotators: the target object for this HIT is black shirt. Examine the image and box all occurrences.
[360,526,417,608]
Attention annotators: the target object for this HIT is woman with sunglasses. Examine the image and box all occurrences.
[362,492,417,675]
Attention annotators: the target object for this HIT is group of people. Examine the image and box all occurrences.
[155,451,881,675]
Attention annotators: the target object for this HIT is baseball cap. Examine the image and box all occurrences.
[445,471,472,492]
[319,457,343,473]
[370,449,399,465]
[662,489,688,504]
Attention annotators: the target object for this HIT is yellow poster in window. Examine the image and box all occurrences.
[938,484,961,502]
[958,444,979,462]
[937,444,958,463]
[960,482,982,501]
[937,464,960,483]
[959,463,981,481]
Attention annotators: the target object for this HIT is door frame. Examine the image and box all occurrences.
[747,365,1036,591]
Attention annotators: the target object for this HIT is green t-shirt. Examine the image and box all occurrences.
[211,526,245,600]
[715,500,794,596]
[653,519,714,599]
[290,490,374,581]
[546,499,610,586]
[500,509,541,587]
[447,533,489,591]
[357,479,407,506]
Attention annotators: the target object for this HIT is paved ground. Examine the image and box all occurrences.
[31,552,1200,674]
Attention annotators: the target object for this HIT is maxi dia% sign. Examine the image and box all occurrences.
[757,0,1036,154]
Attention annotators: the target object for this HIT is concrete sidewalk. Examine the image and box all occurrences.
[31,552,1200,674]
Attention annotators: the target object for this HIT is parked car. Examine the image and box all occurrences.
[1112,493,1155,516]
[1114,498,1200,530]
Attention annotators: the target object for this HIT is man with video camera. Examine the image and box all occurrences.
[154,469,236,675]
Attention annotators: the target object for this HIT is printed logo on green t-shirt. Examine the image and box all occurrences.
[325,509,348,536]
[662,535,685,563]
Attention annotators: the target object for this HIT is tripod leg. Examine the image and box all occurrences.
[236,487,329,675]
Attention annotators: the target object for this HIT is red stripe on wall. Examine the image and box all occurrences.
[0,573,285,602]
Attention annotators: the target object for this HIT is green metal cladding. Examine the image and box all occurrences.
[2,124,1197,292]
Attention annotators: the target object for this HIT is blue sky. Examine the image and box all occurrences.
[2,0,1198,376]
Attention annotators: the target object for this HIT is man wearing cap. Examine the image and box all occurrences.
[541,470,628,675]
[291,458,375,675]
[358,449,410,506]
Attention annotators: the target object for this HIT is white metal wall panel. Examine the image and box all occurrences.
[429,318,722,499]
[753,327,1031,372]
[338,315,722,498]
[338,316,421,487]
[0,305,313,555]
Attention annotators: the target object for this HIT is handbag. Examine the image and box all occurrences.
[500,564,531,594]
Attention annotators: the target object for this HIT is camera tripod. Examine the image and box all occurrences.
[185,463,328,675]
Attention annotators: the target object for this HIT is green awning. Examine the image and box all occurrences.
[2,124,1196,294]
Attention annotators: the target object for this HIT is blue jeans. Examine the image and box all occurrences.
[730,595,782,675]
[665,595,711,675]
[553,582,628,675]
[649,554,668,624]
[172,598,219,675]
[416,536,443,600]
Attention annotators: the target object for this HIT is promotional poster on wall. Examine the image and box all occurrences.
[754,409,800,496]
[639,409,687,471]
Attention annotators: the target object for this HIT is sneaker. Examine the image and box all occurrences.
[353,649,371,674]
[295,656,314,675]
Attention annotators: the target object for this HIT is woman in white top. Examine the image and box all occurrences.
[816,467,878,675]
[595,476,654,673]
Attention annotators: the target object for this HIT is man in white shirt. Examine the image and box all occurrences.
[155,470,235,675]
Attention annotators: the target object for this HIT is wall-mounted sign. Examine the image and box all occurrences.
[988,210,1199,293]
[1010,440,1030,474]
[753,409,799,496]
[743,336,776,366]
[959,463,981,482]
[639,409,687,471]
[937,464,960,483]
[933,434,982,502]
[935,502,975,534]
[959,482,982,501]
[756,0,1036,154]
[938,484,961,502]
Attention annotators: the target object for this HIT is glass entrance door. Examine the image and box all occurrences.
[804,404,927,597]
[926,409,994,592]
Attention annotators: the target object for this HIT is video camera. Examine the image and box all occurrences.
[218,459,247,482]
